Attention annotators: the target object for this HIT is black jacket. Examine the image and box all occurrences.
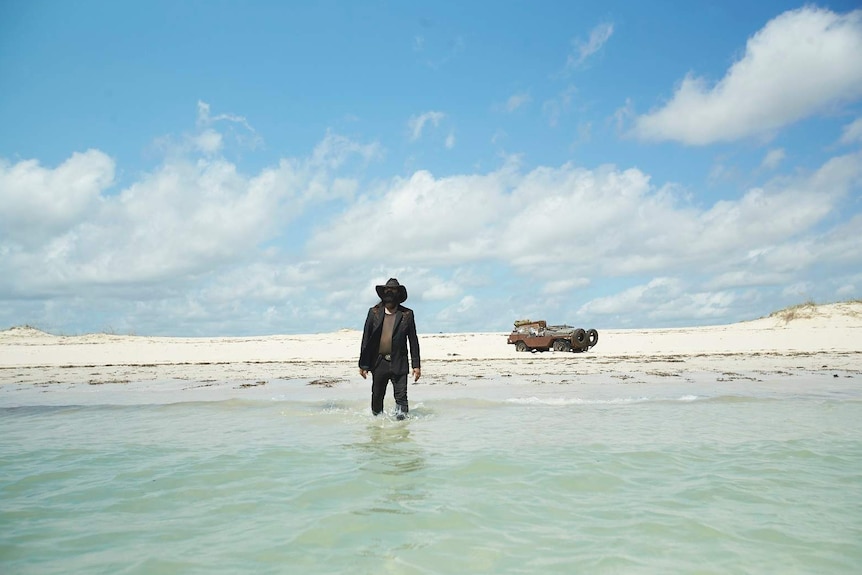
[359,303,421,375]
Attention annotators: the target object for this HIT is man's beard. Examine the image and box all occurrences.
[382,293,397,304]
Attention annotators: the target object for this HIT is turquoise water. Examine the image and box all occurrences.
[2,377,861,574]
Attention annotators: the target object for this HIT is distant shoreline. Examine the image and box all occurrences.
[5,299,860,340]
[1,302,859,395]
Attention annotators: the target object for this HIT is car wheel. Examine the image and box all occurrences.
[516,341,528,352]
[573,328,587,348]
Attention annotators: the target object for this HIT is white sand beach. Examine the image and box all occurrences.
[1,302,860,396]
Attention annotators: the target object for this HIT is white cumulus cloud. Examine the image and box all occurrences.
[310,150,862,285]
[194,129,223,154]
[4,106,861,335]
[632,7,862,145]
[0,150,114,246]
[0,131,378,298]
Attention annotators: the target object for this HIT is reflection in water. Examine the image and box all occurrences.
[360,423,426,475]
[349,421,428,514]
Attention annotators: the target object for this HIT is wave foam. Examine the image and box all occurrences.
[505,395,701,406]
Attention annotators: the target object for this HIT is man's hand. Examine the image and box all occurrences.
[413,368,421,382]
[359,368,368,379]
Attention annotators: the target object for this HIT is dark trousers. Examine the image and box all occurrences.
[371,356,408,415]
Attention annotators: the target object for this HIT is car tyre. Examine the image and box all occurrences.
[573,328,587,349]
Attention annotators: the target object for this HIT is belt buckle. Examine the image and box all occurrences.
[383,353,391,361]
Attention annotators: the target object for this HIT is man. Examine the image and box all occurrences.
[358,278,421,420]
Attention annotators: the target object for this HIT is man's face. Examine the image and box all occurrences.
[382,287,398,303]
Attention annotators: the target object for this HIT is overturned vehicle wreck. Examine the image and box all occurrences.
[507,320,599,353]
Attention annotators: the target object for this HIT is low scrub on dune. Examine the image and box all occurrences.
[768,298,862,324]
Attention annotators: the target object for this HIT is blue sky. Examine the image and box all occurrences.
[1,1,861,336]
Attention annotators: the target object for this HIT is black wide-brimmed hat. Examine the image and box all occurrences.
[376,278,408,303]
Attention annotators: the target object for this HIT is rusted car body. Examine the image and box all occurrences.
[507,320,599,352]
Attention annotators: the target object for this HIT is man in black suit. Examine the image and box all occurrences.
[358,278,421,420]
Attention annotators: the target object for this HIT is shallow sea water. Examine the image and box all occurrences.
[1,375,861,574]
